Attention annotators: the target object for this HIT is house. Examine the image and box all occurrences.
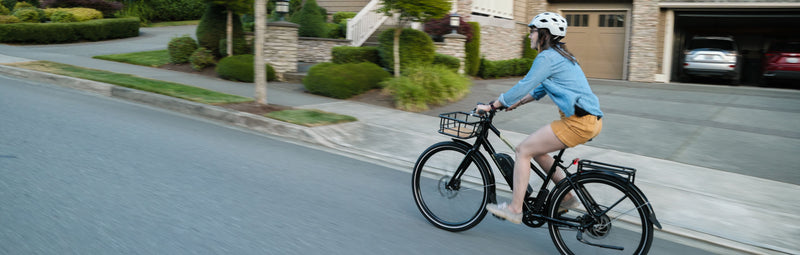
[320,0,800,84]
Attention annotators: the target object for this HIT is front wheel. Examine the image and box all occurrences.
[547,174,654,254]
[412,141,492,232]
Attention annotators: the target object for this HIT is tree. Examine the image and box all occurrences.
[254,0,267,104]
[378,0,450,77]
[208,0,253,56]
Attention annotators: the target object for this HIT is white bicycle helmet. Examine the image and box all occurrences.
[529,12,567,37]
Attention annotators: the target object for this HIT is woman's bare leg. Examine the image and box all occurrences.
[508,124,566,213]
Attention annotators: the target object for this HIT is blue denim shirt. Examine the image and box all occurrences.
[498,49,603,117]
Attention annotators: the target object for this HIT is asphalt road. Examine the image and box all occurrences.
[0,76,745,254]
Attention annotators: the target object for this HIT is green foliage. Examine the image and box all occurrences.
[378,0,450,23]
[45,8,103,22]
[12,1,31,10]
[115,0,205,23]
[377,28,435,71]
[331,46,380,65]
[2,0,17,10]
[12,7,37,22]
[265,109,357,127]
[218,37,251,56]
[433,53,459,72]
[331,11,355,23]
[0,4,9,15]
[215,54,276,82]
[41,0,123,18]
[522,35,538,60]
[324,22,341,38]
[381,64,471,111]
[50,10,76,22]
[478,58,534,79]
[167,35,198,64]
[465,21,480,76]
[0,17,138,43]
[303,62,390,99]
[196,3,244,57]
[189,47,215,70]
[0,14,19,23]
[289,0,326,37]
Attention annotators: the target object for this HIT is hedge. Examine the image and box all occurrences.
[378,28,436,72]
[303,62,390,99]
[215,54,276,82]
[331,46,380,65]
[465,21,480,76]
[0,17,139,43]
[381,64,471,112]
[433,53,459,72]
[478,58,534,79]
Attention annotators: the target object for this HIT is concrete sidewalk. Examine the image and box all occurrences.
[1,26,798,253]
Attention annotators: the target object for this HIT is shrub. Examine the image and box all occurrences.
[12,1,31,10]
[382,65,471,112]
[289,0,326,37]
[0,14,19,23]
[433,53,460,72]
[303,62,390,99]
[331,46,379,65]
[189,47,215,70]
[12,7,37,22]
[377,28,436,72]
[40,0,122,17]
[331,12,354,24]
[167,35,197,64]
[478,58,534,78]
[215,54,276,82]
[465,22,480,76]
[44,8,101,21]
[0,4,9,14]
[218,37,251,56]
[50,10,76,22]
[196,3,243,58]
[423,15,473,42]
[324,22,341,38]
[522,34,538,60]
[1,0,16,10]
[0,17,139,43]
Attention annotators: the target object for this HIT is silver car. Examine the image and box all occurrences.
[682,36,741,84]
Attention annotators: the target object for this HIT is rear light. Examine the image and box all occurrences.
[729,65,736,68]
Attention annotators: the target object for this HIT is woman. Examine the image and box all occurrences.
[477,12,603,224]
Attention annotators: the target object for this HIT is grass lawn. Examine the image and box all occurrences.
[93,50,170,67]
[266,109,357,127]
[4,61,252,105]
[148,20,200,27]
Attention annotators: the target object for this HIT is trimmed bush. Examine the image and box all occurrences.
[50,10,76,22]
[522,34,538,60]
[478,58,534,79]
[44,8,102,22]
[167,35,197,64]
[303,62,390,99]
[331,11,354,24]
[196,3,243,58]
[289,0,326,38]
[331,46,379,65]
[377,28,436,71]
[0,14,19,23]
[433,54,460,72]
[381,64,471,112]
[189,47,215,70]
[465,21,480,76]
[0,17,139,43]
[40,0,122,17]
[215,54,276,82]
[218,37,251,56]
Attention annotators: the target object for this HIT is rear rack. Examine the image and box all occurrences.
[578,160,637,183]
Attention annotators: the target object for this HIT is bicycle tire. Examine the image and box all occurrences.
[547,173,654,254]
[412,141,492,232]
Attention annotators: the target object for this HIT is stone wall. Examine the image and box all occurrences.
[298,37,351,63]
[264,21,299,81]
[472,15,525,61]
[435,33,467,73]
[628,0,659,82]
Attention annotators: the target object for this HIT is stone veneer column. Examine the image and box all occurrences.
[442,33,467,74]
[628,0,659,82]
[264,21,299,81]
[456,0,472,22]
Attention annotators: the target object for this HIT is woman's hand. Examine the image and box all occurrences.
[475,103,492,115]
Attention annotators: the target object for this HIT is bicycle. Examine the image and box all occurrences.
[411,107,662,254]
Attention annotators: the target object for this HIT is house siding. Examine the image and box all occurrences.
[316,0,370,13]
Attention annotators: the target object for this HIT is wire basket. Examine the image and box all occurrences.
[438,112,485,139]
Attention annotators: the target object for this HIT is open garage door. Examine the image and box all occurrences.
[671,10,800,87]
[562,11,627,80]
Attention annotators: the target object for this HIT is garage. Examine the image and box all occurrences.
[562,11,627,80]
[668,9,800,87]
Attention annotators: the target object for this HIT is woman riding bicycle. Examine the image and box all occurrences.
[477,12,604,224]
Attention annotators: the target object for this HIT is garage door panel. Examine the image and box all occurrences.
[562,11,626,80]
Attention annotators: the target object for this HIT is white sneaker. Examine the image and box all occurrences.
[486,202,522,224]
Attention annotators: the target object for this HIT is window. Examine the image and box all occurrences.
[599,14,625,27]
[566,14,588,27]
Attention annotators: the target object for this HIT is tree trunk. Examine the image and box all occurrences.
[226,10,233,56]
[393,27,401,78]
[254,0,267,104]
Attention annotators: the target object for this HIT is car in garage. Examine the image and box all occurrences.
[762,40,800,85]
[682,36,741,84]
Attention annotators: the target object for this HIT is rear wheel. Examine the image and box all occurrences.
[412,142,491,232]
[547,174,654,254]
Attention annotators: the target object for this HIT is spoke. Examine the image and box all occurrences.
[600,201,651,228]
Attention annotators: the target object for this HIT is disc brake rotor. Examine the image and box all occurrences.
[437,176,458,199]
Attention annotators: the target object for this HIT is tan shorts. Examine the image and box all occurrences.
[550,111,603,147]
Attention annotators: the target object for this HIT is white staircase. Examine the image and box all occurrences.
[346,0,390,46]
